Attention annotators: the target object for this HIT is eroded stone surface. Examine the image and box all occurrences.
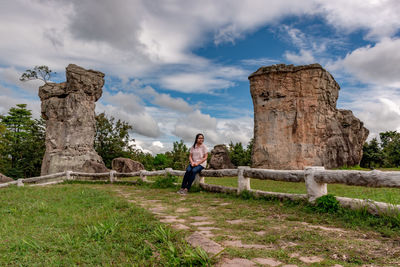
[219,258,256,267]
[189,216,210,221]
[298,256,324,263]
[252,257,282,266]
[176,207,191,213]
[39,64,107,175]
[208,144,235,169]
[171,224,190,230]
[0,173,13,183]
[112,157,144,173]
[249,63,369,169]
[191,221,214,226]
[186,232,224,255]
[223,240,271,249]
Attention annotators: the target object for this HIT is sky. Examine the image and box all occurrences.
[0,0,399,154]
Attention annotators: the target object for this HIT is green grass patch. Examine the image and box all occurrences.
[205,176,400,204]
[0,185,212,266]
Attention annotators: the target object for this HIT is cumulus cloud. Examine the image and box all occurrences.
[339,86,400,139]
[284,49,316,65]
[316,0,400,40]
[335,38,400,87]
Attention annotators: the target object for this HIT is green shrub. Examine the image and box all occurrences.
[152,174,178,189]
[314,194,340,213]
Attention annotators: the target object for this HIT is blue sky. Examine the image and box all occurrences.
[0,0,400,154]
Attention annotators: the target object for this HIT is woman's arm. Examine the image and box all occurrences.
[196,152,208,166]
[189,151,195,166]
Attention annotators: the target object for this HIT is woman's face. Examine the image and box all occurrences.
[197,135,204,144]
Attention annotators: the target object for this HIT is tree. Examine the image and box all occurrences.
[0,104,45,178]
[94,112,136,168]
[380,131,400,167]
[153,154,172,170]
[20,65,53,84]
[170,140,189,170]
[360,138,383,168]
[228,141,252,167]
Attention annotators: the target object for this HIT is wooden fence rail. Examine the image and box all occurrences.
[1,166,400,215]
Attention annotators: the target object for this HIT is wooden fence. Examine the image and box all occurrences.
[1,166,400,215]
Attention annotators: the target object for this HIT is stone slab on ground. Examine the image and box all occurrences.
[252,257,282,266]
[219,258,256,267]
[191,221,214,226]
[223,240,272,249]
[186,232,224,255]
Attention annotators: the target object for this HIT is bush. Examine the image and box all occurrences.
[152,174,178,189]
[314,194,340,213]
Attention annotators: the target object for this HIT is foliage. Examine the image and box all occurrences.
[153,153,172,170]
[0,104,45,178]
[314,194,341,213]
[360,131,400,168]
[169,140,189,170]
[19,65,53,84]
[152,174,178,189]
[228,138,253,167]
[94,112,136,168]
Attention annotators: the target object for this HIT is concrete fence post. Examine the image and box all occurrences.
[17,179,24,187]
[110,170,116,183]
[304,166,327,202]
[193,173,205,187]
[140,170,148,182]
[238,166,251,194]
[66,170,72,181]
[165,168,172,176]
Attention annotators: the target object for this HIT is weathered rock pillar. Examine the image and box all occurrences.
[249,64,369,170]
[39,64,108,175]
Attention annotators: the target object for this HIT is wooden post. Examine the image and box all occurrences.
[238,166,251,194]
[110,170,116,183]
[305,166,327,202]
[17,179,24,187]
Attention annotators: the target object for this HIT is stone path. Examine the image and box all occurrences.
[110,186,400,266]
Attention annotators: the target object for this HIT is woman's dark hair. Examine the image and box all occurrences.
[193,133,204,148]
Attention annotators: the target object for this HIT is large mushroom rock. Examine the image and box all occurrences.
[208,144,235,169]
[249,63,369,170]
[0,173,13,183]
[112,158,145,173]
[39,64,107,175]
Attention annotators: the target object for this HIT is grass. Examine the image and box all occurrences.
[203,177,400,205]
[0,185,212,266]
[110,184,400,266]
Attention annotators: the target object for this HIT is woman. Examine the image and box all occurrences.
[178,133,208,195]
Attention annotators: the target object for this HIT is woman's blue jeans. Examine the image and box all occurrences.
[181,164,204,190]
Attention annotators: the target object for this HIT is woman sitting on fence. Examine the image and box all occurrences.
[178,133,208,195]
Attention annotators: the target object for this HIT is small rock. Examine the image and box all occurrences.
[298,256,324,263]
[191,221,214,226]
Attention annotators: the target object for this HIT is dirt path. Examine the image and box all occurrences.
[110,186,400,266]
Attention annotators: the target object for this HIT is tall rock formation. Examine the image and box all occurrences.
[39,64,108,175]
[249,64,369,170]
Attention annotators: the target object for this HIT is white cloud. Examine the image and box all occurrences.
[0,67,44,94]
[241,58,279,66]
[339,86,400,139]
[316,0,400,40]
[336,38,400,87]
[139,86,193,113]
[284,49,316,65]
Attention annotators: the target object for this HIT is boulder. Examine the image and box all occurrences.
[82,160,109,173]
[249,63,369,170]
[39,64,107,175]
[112,158,145,173]
[0,173,13,183]
[208,144,235,169]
